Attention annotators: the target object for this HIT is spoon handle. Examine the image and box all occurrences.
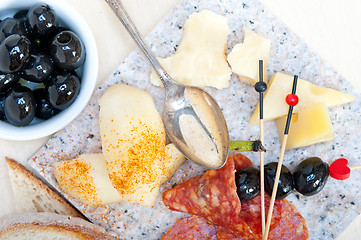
[106,0,172,88]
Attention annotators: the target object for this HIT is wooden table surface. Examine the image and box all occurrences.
[0,0,360,238]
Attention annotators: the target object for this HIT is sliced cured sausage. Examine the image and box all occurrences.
[162,154,255,238]
[162,216,243,240]
[162,154,308,239]
[216,227,243,239]
[239,195,308,239]
[162,215,218,240]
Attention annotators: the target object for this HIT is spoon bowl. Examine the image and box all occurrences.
[164,83,229,168]
[106,0,229,168]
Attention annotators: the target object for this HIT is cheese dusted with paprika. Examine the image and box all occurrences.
[54,143,185,206]
[99,84,166,207]
[160,143,186,185]
[53,154,122,206]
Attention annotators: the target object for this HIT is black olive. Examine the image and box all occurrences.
[21,51,53,83]
[264,162,294,200]
[33,88,59,120]
[49,30,85,70]
[0,34,31,73]
[0,72,20,93]
[293,157,329,196]
[0,94,6,120]
[37,26,70,52]
[4,85,36,126]
[0,17,29,43]
[26,4,57,37]
[235,167,260,203]
[45,71,80,110]
[13,9,29,20]
[0,4,87,126]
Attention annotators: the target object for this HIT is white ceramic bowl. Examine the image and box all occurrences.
[0,0,98,140]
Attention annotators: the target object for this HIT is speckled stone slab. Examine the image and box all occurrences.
[29,0,361,239]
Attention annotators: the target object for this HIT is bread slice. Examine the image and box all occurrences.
[5,157,83,218]
[0,212,121,239]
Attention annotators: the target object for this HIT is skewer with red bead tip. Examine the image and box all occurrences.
[254,60,267,236]
[263,75,298,240]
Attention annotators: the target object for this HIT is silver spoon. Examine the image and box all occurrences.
[106,0,229,169]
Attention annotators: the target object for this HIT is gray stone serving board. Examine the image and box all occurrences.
[29,0,361,239]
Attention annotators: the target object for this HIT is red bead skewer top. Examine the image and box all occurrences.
[283,76,298,135]
[286,94,299,106]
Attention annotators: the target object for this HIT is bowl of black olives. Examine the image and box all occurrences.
[0,0,98,140]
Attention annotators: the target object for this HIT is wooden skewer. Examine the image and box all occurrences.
[263,75,298,240]
[258,60,266,236]
[350,165,361,170]
[254,60,267,236]
[263,136,288,240]
[260,119,265,236]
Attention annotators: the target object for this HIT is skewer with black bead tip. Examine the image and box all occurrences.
[263,75,299,240]
[254,60,267,236]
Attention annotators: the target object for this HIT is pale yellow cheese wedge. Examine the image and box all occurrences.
[53,154,122,206]
[249,72,354,124]
[276,103,334,150]
[227,27,271,84]
[53,144,185,206]
[150,10,231,89]
[160,143,186,185]
[99,84,166,207]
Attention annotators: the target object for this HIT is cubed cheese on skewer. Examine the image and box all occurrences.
[276,103,334,150]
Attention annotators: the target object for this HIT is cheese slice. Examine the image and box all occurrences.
[53,154,122,206]
[160,143,186,185]
[150,10,231,89]
[54,143,185,206]
[276,103,334,150]
[249,72,354,124]
[99,84,166,207]
[227,27,271,84]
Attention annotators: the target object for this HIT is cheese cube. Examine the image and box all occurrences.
[249,72,354,124]
[150,10,231,89]
[227,27,271,85]
[276,103,334,150]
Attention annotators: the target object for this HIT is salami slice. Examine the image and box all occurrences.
[239,195,308,239]
[162,153,309,239]
[162,154,256,239]
[162,216,243,240]
[216,227,243,239]
[162,216,218,240]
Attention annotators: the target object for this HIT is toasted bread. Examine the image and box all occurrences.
[0,212,121,239]
[5,157,83,218]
